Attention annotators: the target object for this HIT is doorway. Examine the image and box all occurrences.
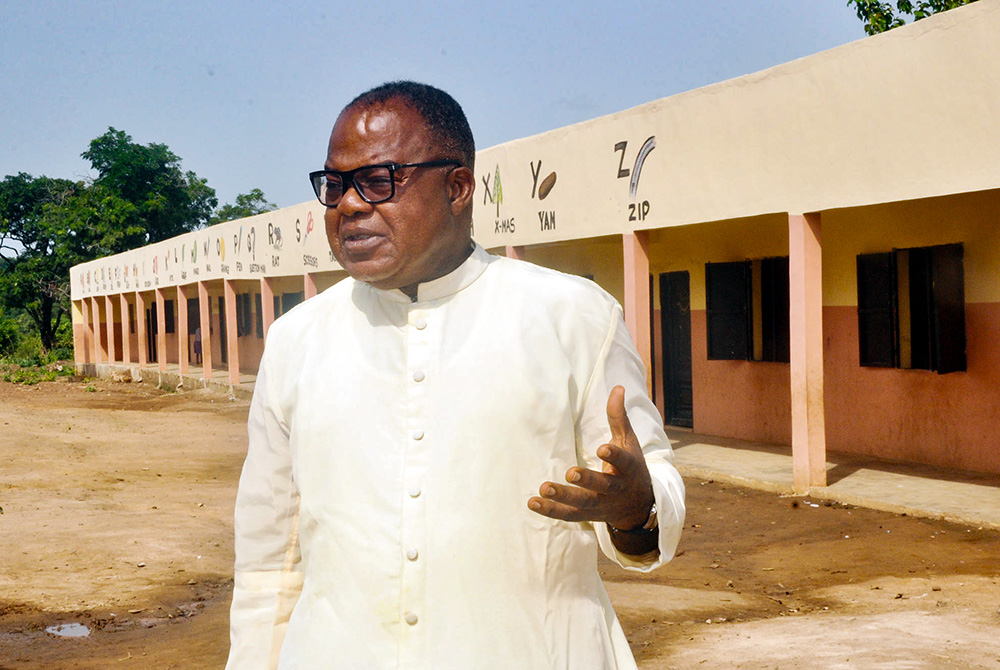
[659,271,693,427]
[145,307,158,363]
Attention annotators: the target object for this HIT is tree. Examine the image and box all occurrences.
[1,129,218,352]
[847,0,979,35]
[210,188,277,224]
[82,128,217,242]
[0,173,83,350]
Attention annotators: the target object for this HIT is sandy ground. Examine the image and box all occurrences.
[1,377,999,669]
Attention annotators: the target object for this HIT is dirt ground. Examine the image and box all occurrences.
[1,378,998,669]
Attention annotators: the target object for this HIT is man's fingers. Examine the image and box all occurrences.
[606,385,635,448]
[527,496,595,523]
[596,442,638,477]
[537,479,604,507]
[565,467,614,495]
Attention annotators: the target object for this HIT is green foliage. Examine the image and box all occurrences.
[0,364,73,386]
[0,312,18,356]
[847,0,978,35]
[0,311,72,367]
[1,128,218,351]
[211,187,277,225]
[82,128,217,243]
[0,173,82,349]
[0,320,75,383]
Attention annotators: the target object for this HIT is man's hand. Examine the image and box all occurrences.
[528,385,655,532]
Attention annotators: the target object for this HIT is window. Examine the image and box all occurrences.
[281,292,304,314]
[186,298,200,334]
[255,293,264,338]
[164,299,176,334]
[856,243,965,373]
[236,293,255,337]
[705,257,789,362]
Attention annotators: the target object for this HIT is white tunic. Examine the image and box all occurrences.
[226,244,685,670]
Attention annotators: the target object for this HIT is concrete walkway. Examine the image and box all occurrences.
[669,428,1000,531]
[84,361,257,399]
[75,363,1000,531]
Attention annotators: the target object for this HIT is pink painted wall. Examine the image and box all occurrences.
[690,311,793,445]
[824,302,1000,473]
[238,329,265,374]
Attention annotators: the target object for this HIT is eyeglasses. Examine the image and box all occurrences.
[309,160,462,208]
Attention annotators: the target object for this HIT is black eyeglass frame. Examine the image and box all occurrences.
[309,160,462,208]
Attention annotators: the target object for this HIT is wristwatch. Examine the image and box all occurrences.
[609,501,658,535]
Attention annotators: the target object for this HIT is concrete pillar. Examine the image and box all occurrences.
[224,279,240,386]
[789,213,827,492]
[505,245,526,260]
[90,297,106,364]
[136,291,148,367]
[155,288,167,373]
[261,277,276,342]
[119,294,131,364]
[198,281,213,380]
[105,295,118,363]
[622,232,653,397]
[177,285,189,374]
[304,272,318,300]
[78,300,91,365]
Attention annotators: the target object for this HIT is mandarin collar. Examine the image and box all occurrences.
[367,242,491,304]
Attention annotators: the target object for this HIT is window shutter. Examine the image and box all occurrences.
[761,257,790,363]
[282,292,304,314]
[857,252,896,367]
[255,293,264,339]
[164,299,176,334]
[706,261,750,360]
[931,243,966,374]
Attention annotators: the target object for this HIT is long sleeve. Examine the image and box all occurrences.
[579,305,686,571]
[226,350,303,670]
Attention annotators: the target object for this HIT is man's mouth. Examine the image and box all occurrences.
[341,231,384,253]
[345,232,375,241]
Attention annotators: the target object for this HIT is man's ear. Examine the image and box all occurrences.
[447,166,476,216]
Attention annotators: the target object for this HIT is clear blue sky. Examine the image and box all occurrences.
[1,1,865,210]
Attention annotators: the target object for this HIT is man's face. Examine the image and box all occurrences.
[323,99,473,296]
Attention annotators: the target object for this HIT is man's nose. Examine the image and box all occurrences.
[336,181,371,216]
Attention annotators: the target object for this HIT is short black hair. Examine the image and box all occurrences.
[346,81,475,171]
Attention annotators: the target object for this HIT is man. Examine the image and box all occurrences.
[227,81,685,669]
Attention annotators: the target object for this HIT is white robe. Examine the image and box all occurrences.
[227,244,686,670]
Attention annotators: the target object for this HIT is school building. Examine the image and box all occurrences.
[70,2,1000,489]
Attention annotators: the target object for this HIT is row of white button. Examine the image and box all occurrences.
[405,312,427,628]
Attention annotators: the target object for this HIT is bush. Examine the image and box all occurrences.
[0,308,76,366]
[0,360,75,385]
[0,318,18,357]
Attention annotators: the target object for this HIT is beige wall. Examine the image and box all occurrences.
[823,189,1000,306]
[471,1,1000,249]
[73,1,1000,302]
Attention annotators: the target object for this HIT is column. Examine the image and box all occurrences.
[90,297,105,364]
[304,272,318,300]
[505,245,525,260]
[136,291,149,367]
[224,279,240,386]
[789,213,827,492]
[119,294,131,365]
[260,277,276,341]
[177,285,189,374]
[622,232,653,397]
[155,288,167,373]
[198,281,213,380]
[73,300,90,366]
[105,295,118,363]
